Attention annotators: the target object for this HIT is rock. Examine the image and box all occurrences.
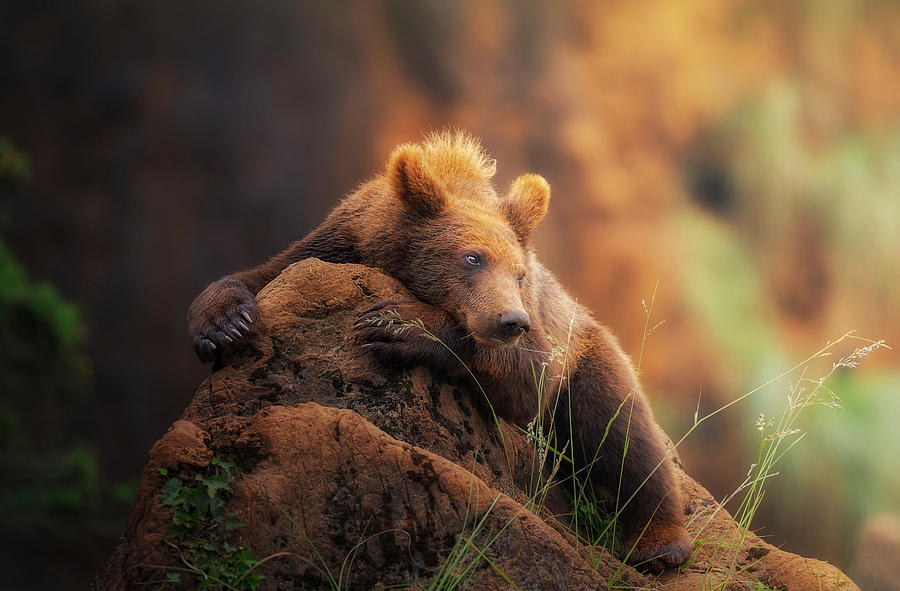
[99,259,860,590]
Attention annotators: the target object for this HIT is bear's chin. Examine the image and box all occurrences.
[471,333,521,348]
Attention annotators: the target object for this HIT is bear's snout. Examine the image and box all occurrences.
[497,309,531,337]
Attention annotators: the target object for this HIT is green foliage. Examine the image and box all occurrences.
[157,458,262,591]
[570,490,620,552]
[679,80,900,565]
[0,236,100,520]
[0,136,30,187]
[0,238,88,415]
[675,210,786,385]
[700,82,900,304]
[0,136,86,432]
[0,204,106,522]
[426,495,520,591]
[0,135,136,588]
[770,370,900,560]
[11,445,99,513]
[112,478,140,505]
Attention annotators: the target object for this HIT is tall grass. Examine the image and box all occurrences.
[357,306,886,588]
[688,334,888,589]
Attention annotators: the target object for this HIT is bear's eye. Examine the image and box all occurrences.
[518,274,525,286]
[465,254,481,266]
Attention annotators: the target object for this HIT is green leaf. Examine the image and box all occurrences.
[157,457,261,590]
[160,478,183,506]
[204,473,231,498]
[188,487,210,513]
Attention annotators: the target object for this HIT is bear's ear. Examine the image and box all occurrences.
[502,174,550,243]
[387,143,446,216]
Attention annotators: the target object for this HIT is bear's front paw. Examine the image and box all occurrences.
[626,523,692,574]
[353,300,437,365]
[188,278,258,362]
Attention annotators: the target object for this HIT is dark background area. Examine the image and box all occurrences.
[2,1,899,588]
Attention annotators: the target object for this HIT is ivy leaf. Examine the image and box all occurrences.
[157,457,260,589]
[188,487,210,514]
[211,457,236,479]
[160,478,183,506]
[204,473,231,498]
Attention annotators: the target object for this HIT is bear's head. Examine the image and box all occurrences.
[385,133,550,347]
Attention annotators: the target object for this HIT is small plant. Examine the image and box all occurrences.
[423,480,525,591]
[279,506,412,591]
[692,334,888,587]
[155,458,262,590]
[570,488,621,556]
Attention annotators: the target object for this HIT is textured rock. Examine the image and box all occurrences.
[100,259,860,590]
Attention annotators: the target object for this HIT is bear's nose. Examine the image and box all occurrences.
[498,310,531,336]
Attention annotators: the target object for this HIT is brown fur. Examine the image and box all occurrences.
[187,131,691,572]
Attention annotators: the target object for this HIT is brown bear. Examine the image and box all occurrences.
[187,131,692,572]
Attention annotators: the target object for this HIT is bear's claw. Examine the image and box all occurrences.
[353,300,432,365]
[626,526,692,574]
[188,278,259,362]
[353,302,405,343]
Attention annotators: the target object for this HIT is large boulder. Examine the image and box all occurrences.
[100,259,859,590]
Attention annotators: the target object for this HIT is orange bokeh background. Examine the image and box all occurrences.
[2,1,899,586]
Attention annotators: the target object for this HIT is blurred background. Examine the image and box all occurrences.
[1,0,899,588]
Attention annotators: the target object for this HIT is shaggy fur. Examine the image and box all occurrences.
[187,131,692,571]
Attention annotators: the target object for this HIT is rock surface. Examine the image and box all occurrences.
[100,259,860,590]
